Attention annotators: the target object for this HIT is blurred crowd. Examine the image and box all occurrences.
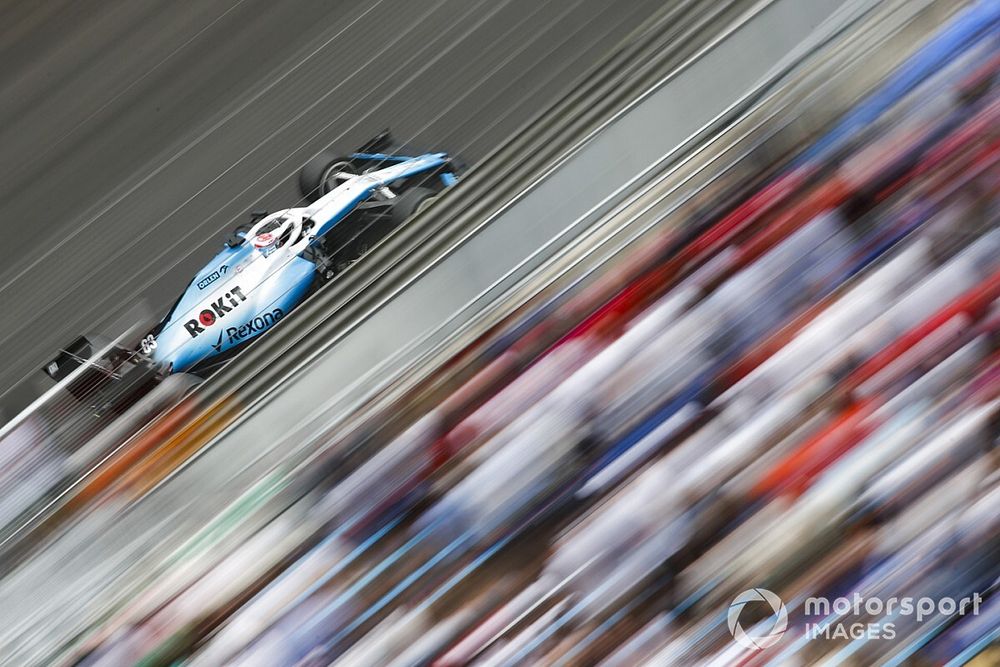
[4,1,998,666]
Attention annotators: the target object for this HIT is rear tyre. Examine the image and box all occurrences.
[390,187,437,227]
[299,150,354,202]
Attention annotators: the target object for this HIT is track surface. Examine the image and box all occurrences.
[0,0,664,414]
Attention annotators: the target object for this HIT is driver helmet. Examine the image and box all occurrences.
[252,231,278,253]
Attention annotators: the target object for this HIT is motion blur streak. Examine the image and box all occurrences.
[0,0,998,666]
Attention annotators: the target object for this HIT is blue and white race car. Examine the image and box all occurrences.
[44,132,459,411]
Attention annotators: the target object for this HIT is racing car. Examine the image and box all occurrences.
[43,131,460,413]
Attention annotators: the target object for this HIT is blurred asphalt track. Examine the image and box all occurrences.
[0,0,664,414]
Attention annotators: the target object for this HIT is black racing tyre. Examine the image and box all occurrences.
[390,187,437,227]
[299,150,354,201]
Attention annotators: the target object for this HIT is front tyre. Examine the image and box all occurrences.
[299,150,354,202]
[390,187,437,227]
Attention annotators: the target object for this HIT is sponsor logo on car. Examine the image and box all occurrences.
[183,286,247,338]
[211,330,225,353]
[196,264,228,290]
[225,308,285,345]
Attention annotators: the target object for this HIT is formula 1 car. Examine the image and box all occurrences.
[43,131,459,412]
